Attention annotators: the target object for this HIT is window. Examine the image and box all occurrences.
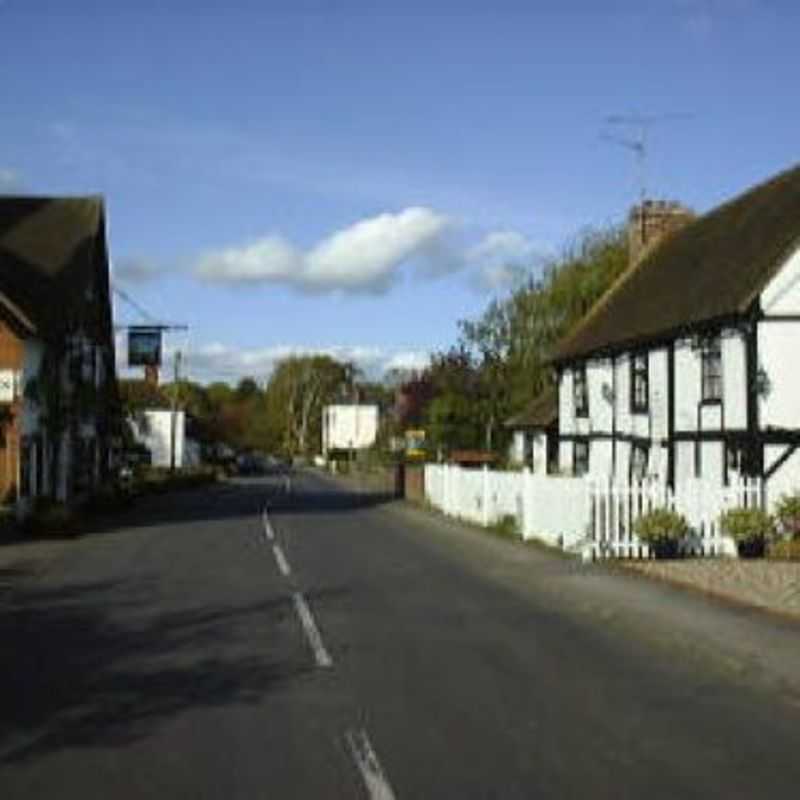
[726,442,742,473]
[630,353,649,413]
[573,366,589,417]
[573,440,589,476]
[701,337,722,402]
[630,443,649,481]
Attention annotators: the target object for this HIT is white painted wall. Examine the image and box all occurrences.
[322,404,379,453]
[509,431,525,464]
[589,439,613,477]
[761,245,800,313]
[758,321,800,429]
[559,440,572,473]
[587,360,613,433]
[722,334,747,430]
[649,348,669,440]
[131,410,186,468]
[764,445,800,510]
[674,341,701,432]
[531,431,548,474]
[756,246,800,494]
[559,371,573,433]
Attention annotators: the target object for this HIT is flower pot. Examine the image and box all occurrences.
[736,537,765,559]
[651,538,680,559]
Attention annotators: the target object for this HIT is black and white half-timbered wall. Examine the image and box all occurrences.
[550,164,800,503]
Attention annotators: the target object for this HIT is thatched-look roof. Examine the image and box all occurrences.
[553,164,800,362]
[505,386,558,430]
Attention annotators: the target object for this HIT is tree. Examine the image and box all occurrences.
[265,355,349,456]
[420,224,628,456]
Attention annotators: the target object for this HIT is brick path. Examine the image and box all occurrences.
[624,559,800,618]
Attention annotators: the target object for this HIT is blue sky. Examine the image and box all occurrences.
[1,0,798,383]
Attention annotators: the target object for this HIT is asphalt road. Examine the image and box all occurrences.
[1,471,799,798]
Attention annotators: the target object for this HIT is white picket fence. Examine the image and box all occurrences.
[423,464,763,560]
[587,477,762,560]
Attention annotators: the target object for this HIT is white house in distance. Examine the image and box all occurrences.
[550,163,800,505]
[322,404,379,456]
[130,409,200,468]
[505,387,558,473]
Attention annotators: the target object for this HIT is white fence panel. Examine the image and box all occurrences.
[423,464,762,561]
[586,477,763,560]
[521,473,591,548]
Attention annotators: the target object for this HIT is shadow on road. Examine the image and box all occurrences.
[0,567,310,764]
[80,476,397,535]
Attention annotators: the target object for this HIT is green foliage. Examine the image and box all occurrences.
[415,224,628,455]
[773,491,800,539]
[490,514,521,539]
[633,508,690,544]
[84,483,134,513]
[719,507,775,543]
[134,466,218,495]
[22,498,80,538]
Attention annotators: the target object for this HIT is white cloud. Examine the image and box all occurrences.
[674,0,759,40]
[195,207,452,294]
[194,213,545,296]
[0,168,21,193]
[467,230,544,292]
[116,336,431,384]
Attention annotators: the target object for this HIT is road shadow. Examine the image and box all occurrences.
[0,568,310,764]
[267,487,398,516]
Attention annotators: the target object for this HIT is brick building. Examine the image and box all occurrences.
[0,196,118,508]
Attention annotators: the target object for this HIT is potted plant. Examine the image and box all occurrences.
[773,491,800,540]
[718,507,774,558]
[633,508,690,559]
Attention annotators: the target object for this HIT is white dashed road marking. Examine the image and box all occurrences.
[292,592,333,668]
[345,728,397,800]
[261,508,274,541]
[272,544,291,576]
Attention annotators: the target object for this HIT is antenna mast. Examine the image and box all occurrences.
[600,112,693,203]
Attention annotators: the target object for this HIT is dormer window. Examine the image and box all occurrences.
[573,366,588,417]
[701,337,722,402]
[630,353,649,413]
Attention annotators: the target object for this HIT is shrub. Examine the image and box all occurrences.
[774,491,800,540]
[84,483,134,514]
[718,507,775,543]
[633,508,690,543]
[23,498,80,538]
[490,514,520,539]
[767,539,800,561]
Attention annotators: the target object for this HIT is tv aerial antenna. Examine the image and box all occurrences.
[600,112,693,203]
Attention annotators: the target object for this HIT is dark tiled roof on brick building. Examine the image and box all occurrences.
[0,196,108,337]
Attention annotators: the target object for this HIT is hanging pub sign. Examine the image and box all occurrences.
[128,327,163,367]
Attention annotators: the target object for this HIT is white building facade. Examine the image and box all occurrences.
[552,167,800,507]
[322,404,379,455]
[130,409,201,469]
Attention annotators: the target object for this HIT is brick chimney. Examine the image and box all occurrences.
[628,200,694,267]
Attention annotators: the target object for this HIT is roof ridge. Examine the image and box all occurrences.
[553,162,800,362]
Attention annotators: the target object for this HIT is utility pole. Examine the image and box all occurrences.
[169,350,183,473]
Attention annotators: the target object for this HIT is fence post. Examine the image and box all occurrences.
[521,467,531,540]
[482,464,490,527]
